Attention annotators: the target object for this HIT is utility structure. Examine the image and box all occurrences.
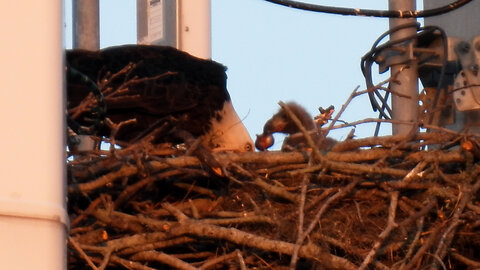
[423,0,480,133]
[72,0,211,58]
[136,0,211,59]
[368,0,479,136]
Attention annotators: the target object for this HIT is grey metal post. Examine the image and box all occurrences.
[73,0,99,50]
[389,0,419,135]
[72,0,100,151]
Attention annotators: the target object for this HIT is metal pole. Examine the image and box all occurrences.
[389,0,418,135]
[72,0,99,151]
[73,0,99,50]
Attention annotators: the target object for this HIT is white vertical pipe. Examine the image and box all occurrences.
[0,1,67,270]
[389,0,419,135]
[177,0,211,59]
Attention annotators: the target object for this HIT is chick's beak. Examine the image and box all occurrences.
[255,134,274,151]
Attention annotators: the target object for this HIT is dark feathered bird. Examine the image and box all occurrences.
[255,102,336,151]
[67,45,253,152]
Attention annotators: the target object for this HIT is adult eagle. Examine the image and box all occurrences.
[67,45,253,152]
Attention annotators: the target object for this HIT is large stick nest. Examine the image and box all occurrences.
[67,126,480,269]
[67,63,480,270]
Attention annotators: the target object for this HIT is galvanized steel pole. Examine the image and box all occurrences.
[72,0,100,151]
[73,0,99,50]
[389,0,419,135]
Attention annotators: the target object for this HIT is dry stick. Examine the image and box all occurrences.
[69,164,138,193]
[289,158,408,178]
[71,145,454,194]
[289,171,310,269]
[71,196,103,227]
[326,148,404,162]
[118,237,195,256]
[330,117,413,131]
[98,62,136,94]
[253,177,299,202]
[331,132,456,152]
[432,175,480,265]
[236,249,247,270]
[173,182,217,199]
[450,252,480,268]
[392,160,429,189]
[324,85,361,137]
[277,99,328,268]
[114,170,185,208]
[199,251,238,269]
[173,252,214,260]
[403,222,445,270]
[397,217,425,270]
[97,249,112,270]
[68,237,99,270]
[397,199,437,229]
[198,215,275,226]
[161,203,357,270]
[284,188,336,221]
[323,79,453,152]
[130,250,199,270]
[322,75,410,139]
[312,235,389,270]
[109,255,157,270]
[299,178,361,256]
[104,118,137,151]
[358,191,399,270]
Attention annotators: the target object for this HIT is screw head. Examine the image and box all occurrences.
[457,41,471,54]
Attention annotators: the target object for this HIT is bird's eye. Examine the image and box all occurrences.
[244,142,253,152]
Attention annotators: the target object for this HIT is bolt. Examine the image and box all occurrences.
[456,41,471,55]
[470,64,479,76]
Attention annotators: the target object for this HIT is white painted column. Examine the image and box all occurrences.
[177,0,211,59]
[0,1,67,270]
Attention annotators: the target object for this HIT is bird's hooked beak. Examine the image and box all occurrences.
[202,101,253,153]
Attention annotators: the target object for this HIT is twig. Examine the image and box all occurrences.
[199,251,238,269]
[325,85,361,137]
[130,250,199,270]
[358,191,399,270]
[431,175,480,265]
[236,249,247,270]
[253,177,299,202]
[161,203,357,270]
[450,252,480,268]
[289,172,310,269]
[300,178,361,249]
[109,255,157,270]
[68,236,99,270]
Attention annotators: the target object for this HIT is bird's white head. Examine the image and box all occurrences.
[202,101,253,152]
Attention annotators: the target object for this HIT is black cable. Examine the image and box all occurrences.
[66,66,106,135]
[363,24,450,134]
[263,0,473,18]
[361,22,421,119]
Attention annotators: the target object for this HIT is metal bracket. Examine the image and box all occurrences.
[452,36,480,111]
